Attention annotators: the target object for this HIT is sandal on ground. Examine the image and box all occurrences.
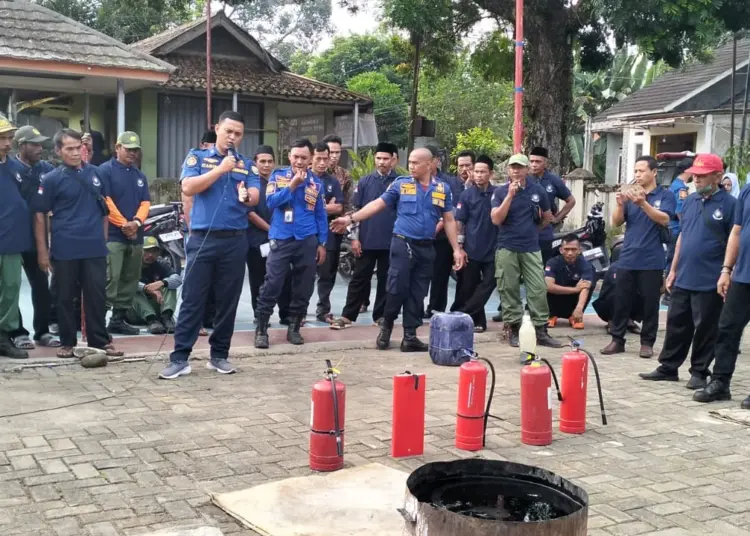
[37,333,61,347]
[199,327,208,336]
[473,326,486,333]
[103,344,125,359]
[13,335,35,350]
[57,347,75,358]
[330,318,352,330]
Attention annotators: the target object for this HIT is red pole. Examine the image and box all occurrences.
[513,0,524,153]
[206,0,212,129]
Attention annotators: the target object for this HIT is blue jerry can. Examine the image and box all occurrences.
[428,312,474,366]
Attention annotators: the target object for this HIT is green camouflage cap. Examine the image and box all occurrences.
[143,236,159,249]
[0,113,17,135]
[117,131,141,149]
[508,154,530,167]
[14,125,48,144]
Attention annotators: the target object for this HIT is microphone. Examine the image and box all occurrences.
[226,142,235,158]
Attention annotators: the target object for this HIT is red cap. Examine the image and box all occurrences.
[685,153,724,175]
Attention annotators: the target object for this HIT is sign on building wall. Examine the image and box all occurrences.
[335,113,378,148]
[279,114,326,147]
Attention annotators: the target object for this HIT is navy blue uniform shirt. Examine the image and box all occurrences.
[321,172,344,250]
[180,147,258,231]
[544,255,594,286]
[0,156,33,254]
[381,176,453,240]
[435,171,464,241]
[533,171,571,242]
[491,180,551,253]
[247,167,272,248]
[98,158,150,244]
[266,167,328,245]
[352,171,398,250]
[676,189,735,291]
[617,186,676,271]
[13,157,54,250]
[669,177,688,235]
[36,164,109,261]
[455,184,497,263]
[731,185,750,284]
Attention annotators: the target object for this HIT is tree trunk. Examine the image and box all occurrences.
[522,2,574,172]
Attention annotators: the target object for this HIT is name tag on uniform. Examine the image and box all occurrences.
[284,209,294,223]
[432,192,446,200]
[232,168,249,175]
[201,162,217,169]
[400,183,416,195]
[260,242,271,257]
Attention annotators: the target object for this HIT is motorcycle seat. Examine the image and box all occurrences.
[148,205,173,217]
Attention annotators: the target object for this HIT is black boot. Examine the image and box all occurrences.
[536,324,564,348]
[254,314,270,349]
[401,328,428,352]
[693,379,731,403]
[377,318,393,350]
[507,324,520,348]
[287,316,304,345]
[0,333,28,359]
[108,310,139,335]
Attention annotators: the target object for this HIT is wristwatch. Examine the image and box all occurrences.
[134,218,142,227]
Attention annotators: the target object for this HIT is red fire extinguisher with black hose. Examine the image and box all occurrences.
[309,359,345,472]
[560,339,607,434]
[455,350,498,451]
[520,355,562,446]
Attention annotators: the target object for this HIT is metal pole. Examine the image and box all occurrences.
[406,34,421,156]
[730,35,737,150]
[232,92,238,113]
[206,2,212,129]
[513,0,524,153]
[83,92,90,133]
[353,102,360,154]
[116,79,125,134]
[741,49,750,144]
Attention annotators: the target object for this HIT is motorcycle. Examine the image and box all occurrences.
[549,201,609,278]
[142,202,186,274]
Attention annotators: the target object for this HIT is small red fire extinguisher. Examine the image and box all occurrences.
[309,360,345,472]
[560,342,607,434]
[455,351,496,451]
[520,356,562,446]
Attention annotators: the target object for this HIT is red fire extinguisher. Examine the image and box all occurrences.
[520,356,562,446]
[560,342,607,434]
[309,360,345,472]
[455,351,496,451]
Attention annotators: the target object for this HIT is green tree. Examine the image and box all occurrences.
[469,0,750,168]
[451,127,506,163]
[347,72,409,149]
[38,0,192,43]
[419,55,513,152]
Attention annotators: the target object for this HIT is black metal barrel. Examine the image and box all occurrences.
[401,459,588,536]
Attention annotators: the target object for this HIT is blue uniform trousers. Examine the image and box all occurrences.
[383,236,435,329]
[170,231,248,363]
[256,236,317,317]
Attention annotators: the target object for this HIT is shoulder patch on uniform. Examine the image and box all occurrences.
[186,155,198,167]
[679,189,688,199]
[266,182,277,195]
[252,165,259,175]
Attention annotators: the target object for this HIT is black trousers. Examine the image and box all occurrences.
[10,250,54,340]
[427,239,453,313]
[547,291,592,319]
[610,268,662,346]
[341,249,389,322]
[384,237,434,329]
[455,260,495,329]
[657,286,723,379]
[710,281,750,385]
[246,245,267,315]
[316,243,341,316]
[53,257,109,349]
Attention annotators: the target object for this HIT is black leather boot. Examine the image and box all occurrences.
[536,325,564,348]
[400,328,428,352]
[287,316,304,345]
[508,324,520,348]
[376,318,393,350]
[254,314,270,349]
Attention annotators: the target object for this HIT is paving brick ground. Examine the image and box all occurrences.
[2,320,750,535]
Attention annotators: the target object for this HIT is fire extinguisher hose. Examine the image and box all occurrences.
[477,357,496,448]
[575,348,608,425]
[324,359,344,457]
[539,358,563,401]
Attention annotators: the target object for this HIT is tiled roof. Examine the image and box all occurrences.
[161,55,370,104]
[594,38,750,122]
[0,0,173,73]
[130,18,207,55]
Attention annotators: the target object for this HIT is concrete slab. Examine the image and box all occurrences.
[136,527,224,536]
